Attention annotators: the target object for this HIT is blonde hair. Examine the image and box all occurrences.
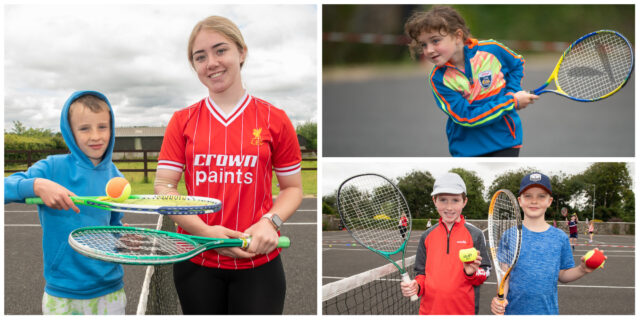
[404,6,471,59]
[187,16,247,69]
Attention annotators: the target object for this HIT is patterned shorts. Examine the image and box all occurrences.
[42,288,126,315]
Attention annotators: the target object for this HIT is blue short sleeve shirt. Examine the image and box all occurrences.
[505,226,575,315]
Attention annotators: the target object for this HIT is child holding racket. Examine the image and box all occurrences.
[4,91,126,314]
[490,172,605,315]
[404,6,538,157]
[400,172,490,314]
[154,16,303,314]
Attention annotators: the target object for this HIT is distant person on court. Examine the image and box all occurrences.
[404,6,538,157]
[588,219,595,243]
[154,16,303,314]
[490,172,605,315]
[399,213,409,239]
[567,213,579,250]
[426,218,432,229]
[400,172,490,314]
[4,91,126,314]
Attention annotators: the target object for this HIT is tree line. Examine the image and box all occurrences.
[323,163,634,222]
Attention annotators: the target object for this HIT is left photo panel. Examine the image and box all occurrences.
[4,4,318,315]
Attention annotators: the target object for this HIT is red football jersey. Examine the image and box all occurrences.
[158,93,301,269]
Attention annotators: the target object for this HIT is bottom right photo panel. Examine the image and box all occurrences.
[321,160,634,315]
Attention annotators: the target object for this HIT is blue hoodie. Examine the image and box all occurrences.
[4,91,124,299]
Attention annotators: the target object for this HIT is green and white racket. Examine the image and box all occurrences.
[337,173,418,301]
[25,194,221,215]
[69,226,291,265]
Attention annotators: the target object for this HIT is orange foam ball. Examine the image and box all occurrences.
[105,177,131,202]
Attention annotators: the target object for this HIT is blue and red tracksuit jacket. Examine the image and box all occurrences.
[429,38,526,157]
[414,216,491,315]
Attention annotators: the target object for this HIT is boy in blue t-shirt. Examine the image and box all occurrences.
[490,172,605,315]
[5,91,126,314]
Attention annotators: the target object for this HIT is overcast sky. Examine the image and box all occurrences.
[4,4,317,132]
[322,159,635,198]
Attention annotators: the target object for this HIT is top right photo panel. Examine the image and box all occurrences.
[323,4,634,157]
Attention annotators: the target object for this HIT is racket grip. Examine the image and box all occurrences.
[277,236,291,248]
[25,197,44,205]
[401,273,419,301]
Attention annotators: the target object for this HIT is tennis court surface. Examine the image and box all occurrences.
[5,198,316,315]
[323,230,634,315]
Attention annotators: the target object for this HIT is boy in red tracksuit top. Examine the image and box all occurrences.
[401,172,491,314]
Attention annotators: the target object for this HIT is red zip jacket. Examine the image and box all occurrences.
[414,216,491,315]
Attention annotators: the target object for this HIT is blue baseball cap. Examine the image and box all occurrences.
[519,172,552,195]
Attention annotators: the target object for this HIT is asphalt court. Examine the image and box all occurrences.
[5,198,317,315]
[323,230,635,315]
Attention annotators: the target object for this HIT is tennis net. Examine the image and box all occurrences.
[322,255,419,315]
[136,215,182,315]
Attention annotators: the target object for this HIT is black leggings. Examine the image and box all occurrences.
[479,147,520,157]
[173,256,286,315]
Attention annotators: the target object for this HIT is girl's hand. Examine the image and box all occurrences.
[243,216,280,255]
[513,91,539,110]
[491,296,508,315]
[201,225,256,259]
[33,178,80,213]
[400,279,419,297]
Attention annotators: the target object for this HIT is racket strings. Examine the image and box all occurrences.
[558,32,633,100]
[489,193,521,278]
[339,176,410,253]
[72,229,196,258]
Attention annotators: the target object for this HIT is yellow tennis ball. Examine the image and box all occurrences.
[459,247,478,263]
[105,177,131,202]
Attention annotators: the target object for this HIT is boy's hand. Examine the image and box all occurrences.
[462,250,482,276]
[580,248,607,273]
[400,279,418,297]
[513,91,539,110]
[491,296,508,315]
[33,178,80,213]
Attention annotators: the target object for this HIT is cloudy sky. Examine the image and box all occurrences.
[322,159,635,198]
[4,4,317,132]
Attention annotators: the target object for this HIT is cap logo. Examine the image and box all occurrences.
[530,173,542,182]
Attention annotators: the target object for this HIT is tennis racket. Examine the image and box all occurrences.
[531,30,633,102]
[69,226,290,265]
[26,194,221,215]
[487,189,522,314]
[337,173,418,301]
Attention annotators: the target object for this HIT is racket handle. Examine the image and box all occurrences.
[278,236,291,248]
[25,197,44,205]
[401,273,419,301]
[243,236,291,249]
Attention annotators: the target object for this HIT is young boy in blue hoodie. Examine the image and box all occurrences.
[5,91,126,314]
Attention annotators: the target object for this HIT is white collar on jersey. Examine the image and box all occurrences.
[205,92,252,127]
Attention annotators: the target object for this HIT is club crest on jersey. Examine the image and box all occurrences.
[478,70,492,89]
[251,128,263,146]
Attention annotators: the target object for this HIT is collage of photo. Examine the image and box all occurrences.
[3,3,636,317]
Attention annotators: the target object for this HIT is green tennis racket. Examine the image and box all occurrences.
[26,194,221,215]
[337,173,418,301]
[69,226,291,265]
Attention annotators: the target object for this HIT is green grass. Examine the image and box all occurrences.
[5,159,317,196]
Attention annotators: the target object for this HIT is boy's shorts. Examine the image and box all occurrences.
[570,232,578,238]
[42,288,126,315]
